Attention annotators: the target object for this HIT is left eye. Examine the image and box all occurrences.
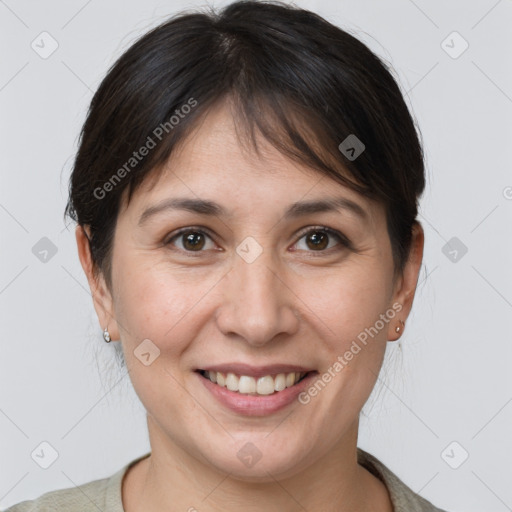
[293,227,349,253]
[165,227,349,254]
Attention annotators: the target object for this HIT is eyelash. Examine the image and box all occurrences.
[164,225,352,256]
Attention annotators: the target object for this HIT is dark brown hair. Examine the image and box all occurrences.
[64,0,425,290]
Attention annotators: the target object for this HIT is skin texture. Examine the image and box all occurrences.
[76,100,424,512]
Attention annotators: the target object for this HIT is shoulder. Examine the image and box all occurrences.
[357,448,449,512]
[3,453,151,512]
[3,476,112,512]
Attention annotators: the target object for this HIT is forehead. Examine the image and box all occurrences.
[120,101,381,228]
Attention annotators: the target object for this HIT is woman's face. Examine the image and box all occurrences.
[79,101,423,481]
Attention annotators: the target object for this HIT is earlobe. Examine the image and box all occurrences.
[387,313,406,342]
[394,319,405,334]
[75,225,119,341]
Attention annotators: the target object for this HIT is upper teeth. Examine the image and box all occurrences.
[205,371,307,395]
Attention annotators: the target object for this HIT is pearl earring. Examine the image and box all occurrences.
[103,327,112,343]
[395,320,405,334]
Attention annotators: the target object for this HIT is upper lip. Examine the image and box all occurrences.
[198,363,316,379]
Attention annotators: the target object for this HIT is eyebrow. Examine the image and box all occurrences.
[138,196,368,226]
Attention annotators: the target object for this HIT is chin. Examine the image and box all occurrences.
[205,446,310,483]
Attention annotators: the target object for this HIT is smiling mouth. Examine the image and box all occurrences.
[196,369,315,396]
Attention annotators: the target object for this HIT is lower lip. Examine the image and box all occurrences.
[196,371,318,416]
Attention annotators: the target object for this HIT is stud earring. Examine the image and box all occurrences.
[103,327,112,343]
[395,319,405,334]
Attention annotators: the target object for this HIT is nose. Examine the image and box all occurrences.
[215,250,300,347]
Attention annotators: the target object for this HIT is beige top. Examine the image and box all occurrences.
[4,448,448,511]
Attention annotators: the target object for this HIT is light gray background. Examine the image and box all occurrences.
[1,0,511,510]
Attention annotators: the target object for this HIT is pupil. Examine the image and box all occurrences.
[307,231,328,250]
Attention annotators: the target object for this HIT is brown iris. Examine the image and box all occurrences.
[182,231,206,251]
[305,230,329,250]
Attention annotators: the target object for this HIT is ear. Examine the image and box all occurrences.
[75,225,119,341]
[386,221,424,342]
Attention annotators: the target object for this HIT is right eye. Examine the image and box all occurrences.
[164,227,218,253]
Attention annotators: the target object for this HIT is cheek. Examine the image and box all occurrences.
[299,267,393,423]
[112,264,201,408]
[113,257,219,355]
[298,262,393,346]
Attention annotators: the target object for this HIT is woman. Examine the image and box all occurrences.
[6,1,448,510]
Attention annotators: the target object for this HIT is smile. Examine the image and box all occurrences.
[198,369,311,396]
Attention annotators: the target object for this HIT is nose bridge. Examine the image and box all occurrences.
[238,249,279,307]
[216,245,299,345]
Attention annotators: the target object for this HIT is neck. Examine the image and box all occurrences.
[122,415,393,512]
